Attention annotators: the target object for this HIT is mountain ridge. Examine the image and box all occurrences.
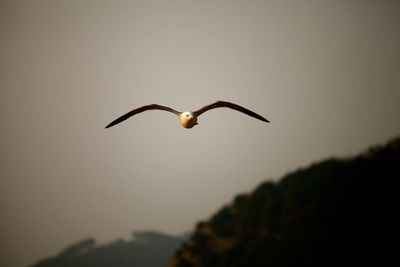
[28,137,398,267]
[29,231,187,267]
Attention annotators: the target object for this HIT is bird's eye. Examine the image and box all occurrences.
[186,114,189,117]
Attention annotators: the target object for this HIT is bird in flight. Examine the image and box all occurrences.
[105,100,269,129]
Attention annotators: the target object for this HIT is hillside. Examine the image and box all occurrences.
[29,137,398,267]
[29,231,186,267]
[166,137,399,267]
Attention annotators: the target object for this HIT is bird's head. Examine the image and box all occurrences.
[180,112,198,128]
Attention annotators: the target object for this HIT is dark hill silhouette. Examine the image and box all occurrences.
[29,137,398,267]
[166,137,399,267]
[29,231,187,267]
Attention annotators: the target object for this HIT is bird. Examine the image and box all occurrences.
[105,100,269,129]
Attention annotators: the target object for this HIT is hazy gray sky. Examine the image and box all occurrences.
[1,1,399,267]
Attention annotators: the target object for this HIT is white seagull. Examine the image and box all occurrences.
[105,100,269,129]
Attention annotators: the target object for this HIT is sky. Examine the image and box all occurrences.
[1,1,399,267]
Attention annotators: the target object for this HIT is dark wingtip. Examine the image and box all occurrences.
[257,116,270,123]
[105,118,122,128]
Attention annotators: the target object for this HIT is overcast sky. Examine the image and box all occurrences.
[1,1,399,267]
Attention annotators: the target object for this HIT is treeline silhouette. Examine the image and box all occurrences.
[166,137,399,267]
[30,231,186,267]
[29,137,398,267]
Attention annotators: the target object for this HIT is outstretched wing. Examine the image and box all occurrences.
[194,101,269,123]
[105,104,181,128]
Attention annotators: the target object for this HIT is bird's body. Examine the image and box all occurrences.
[106,101,269,129]
[180,112,198,129]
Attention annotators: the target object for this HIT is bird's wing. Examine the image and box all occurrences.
[105,104,181,128]
[194,101,269,123]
